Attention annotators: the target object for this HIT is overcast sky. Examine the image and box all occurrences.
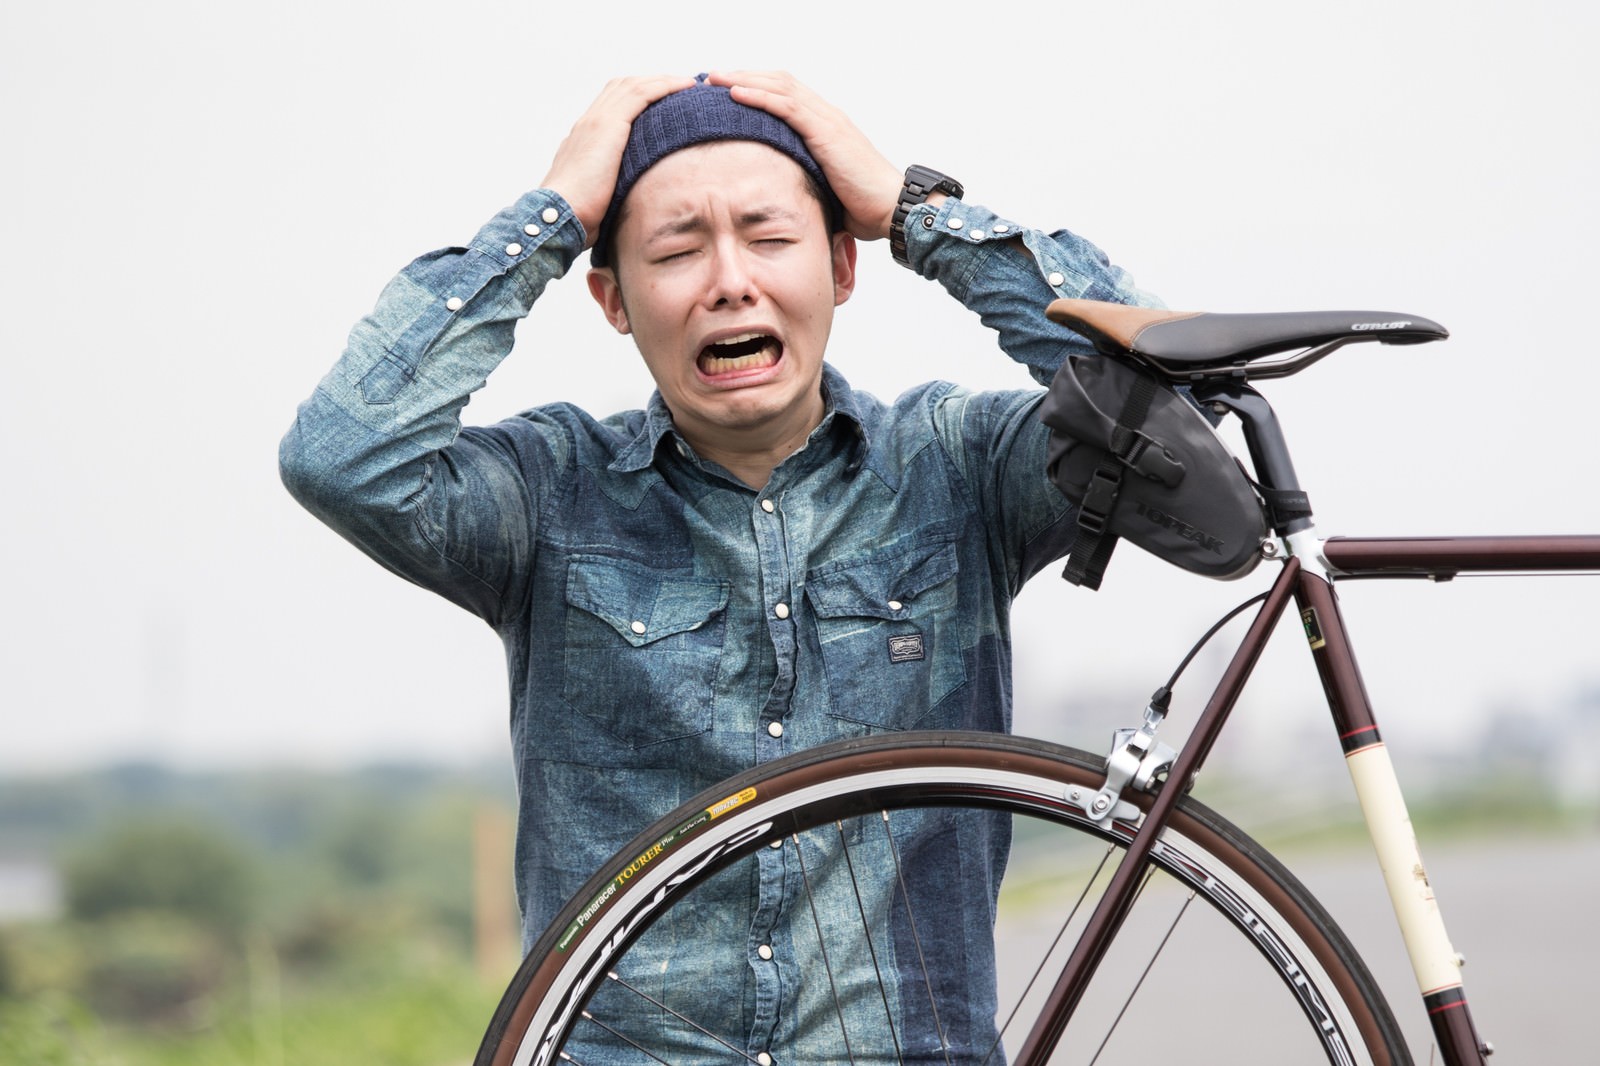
[3,0,1596,775]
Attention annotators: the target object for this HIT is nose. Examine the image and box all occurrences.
[705,240,758,308]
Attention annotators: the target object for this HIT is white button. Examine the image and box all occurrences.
[970,230,985,240]
[993,223,1010,232]
[523,223,541,236]
[947,217,964,230]
[767,721,784,738]
[768,838,783,849]
[1048,271,1065,287]
[888,600,903,611]
[505,242,523,256]
[757,944,774,960]
[757,1055,773,1066]
[630,620,646,635]
[774,603,790,620]
[541,207,560,224]
[445,297,464,311]
[760,499,775,513]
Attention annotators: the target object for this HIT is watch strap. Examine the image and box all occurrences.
[890,165,964,268]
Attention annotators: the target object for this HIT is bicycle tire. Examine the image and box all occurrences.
[476,731,1411,1065]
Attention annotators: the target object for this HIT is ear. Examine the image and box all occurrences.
[830,232,858,307]
[586,267,631,334]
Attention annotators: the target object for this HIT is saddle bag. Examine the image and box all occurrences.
[1038,353,1269,590]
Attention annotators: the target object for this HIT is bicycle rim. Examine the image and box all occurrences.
[476,731,1411,1066]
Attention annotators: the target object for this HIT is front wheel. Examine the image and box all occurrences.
[477,731,1410,1065]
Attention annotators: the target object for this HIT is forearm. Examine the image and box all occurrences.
[279,189,583,619]
[905,198,1162,384]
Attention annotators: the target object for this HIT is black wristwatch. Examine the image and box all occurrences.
[889,164,964,268]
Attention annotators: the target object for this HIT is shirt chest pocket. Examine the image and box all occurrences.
[563,557,729,749]
[804,538,967,731]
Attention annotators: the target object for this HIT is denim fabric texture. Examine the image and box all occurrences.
[279,187,1159,1063]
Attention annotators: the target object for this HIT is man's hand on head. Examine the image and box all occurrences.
[706,70,905,243]
[542,74,698,248]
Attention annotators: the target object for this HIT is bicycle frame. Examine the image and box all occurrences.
[1018,527,1600,1064]
[1017,360,1600,1062]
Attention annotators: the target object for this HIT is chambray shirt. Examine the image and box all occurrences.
[280,187,1157,1063]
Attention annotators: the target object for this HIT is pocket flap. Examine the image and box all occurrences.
[566,557,729,647]
[806,539,958,619]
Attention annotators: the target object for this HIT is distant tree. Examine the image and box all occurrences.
[63,816,257,936]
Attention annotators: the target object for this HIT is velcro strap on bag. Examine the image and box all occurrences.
[1060,373,1172,590]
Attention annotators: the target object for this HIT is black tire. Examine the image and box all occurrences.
[476,731,1411,1065]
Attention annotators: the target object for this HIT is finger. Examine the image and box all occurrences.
[708,70,838,129]
[543,74,697,244]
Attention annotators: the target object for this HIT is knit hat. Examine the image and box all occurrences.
[591,74,843,267]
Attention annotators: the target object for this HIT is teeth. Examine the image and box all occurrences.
[710,331,765,348]
[704,351,775,372]
[700,333,779,375]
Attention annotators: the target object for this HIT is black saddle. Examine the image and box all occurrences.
[1046,298,1448,380]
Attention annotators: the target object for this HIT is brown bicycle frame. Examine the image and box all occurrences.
[1015,532,1600,1065]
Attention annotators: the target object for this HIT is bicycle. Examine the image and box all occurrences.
[472,298,1600,1065]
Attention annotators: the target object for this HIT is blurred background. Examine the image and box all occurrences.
[3,0,1596,1061]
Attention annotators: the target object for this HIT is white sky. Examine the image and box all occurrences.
[2,0,1596,774]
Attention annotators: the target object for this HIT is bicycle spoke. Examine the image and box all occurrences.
[597,970,761,1063]
[879,810,955,1066]
[1087,887,1196,1065]
[983,846,1116,1066]
[575,1009,672,1064]
[793,829,860,1065]
[833,819,908,1064]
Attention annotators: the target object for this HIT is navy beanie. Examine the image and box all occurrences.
[591,75,843,267]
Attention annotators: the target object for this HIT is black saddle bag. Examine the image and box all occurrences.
[1038,353,1269,590]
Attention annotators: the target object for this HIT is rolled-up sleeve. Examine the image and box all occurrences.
[278,190,585,624]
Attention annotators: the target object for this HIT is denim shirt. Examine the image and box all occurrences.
[280,187,1157,1063]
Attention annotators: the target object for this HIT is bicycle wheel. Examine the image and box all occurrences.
[476,731,1411,1065]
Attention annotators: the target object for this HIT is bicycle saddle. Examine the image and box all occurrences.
[1046,298,1449,376]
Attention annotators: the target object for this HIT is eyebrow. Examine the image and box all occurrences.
[643,205,804,246]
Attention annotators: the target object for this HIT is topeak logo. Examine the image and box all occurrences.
[1351,320,1412,331]
[1134,502,1225,555]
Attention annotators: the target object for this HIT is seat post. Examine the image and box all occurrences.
[1189,381,1313,535]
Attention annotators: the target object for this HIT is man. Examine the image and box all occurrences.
[280,71,1158,1062]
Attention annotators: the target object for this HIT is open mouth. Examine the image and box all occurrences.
[698,332,782,377]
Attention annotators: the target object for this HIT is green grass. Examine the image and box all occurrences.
[0,959,503,1066]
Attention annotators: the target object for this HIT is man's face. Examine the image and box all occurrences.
[588,140,856,455]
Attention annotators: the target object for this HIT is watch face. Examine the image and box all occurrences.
[906,165,961,199]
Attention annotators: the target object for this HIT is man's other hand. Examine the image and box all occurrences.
[542,74,698,247]
[707,70,905,243]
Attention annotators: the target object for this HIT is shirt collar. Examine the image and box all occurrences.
[607,363,871,476]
